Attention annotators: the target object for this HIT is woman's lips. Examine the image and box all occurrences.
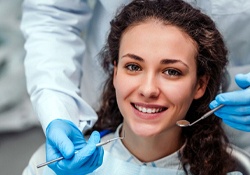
[134,104,166,113]
[132,103,167,119]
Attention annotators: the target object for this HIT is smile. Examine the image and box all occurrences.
[133,104,166,114]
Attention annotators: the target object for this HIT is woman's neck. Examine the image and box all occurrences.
[120,124,184,162]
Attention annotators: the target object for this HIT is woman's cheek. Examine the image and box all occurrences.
[162,82,195,105]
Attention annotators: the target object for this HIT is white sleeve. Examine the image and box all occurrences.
[20,0,97,133]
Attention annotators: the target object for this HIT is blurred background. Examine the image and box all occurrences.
[0,0,45,174]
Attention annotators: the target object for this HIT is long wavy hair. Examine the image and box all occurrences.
[87,0,235,174]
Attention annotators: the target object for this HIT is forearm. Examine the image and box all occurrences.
[20,0,97,132]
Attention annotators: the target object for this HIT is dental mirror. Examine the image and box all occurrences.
[176,104,224,127]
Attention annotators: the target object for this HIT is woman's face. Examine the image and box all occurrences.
[113,20,208,138]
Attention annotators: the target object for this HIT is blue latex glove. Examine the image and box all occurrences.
[210,73,250,132]
[46,119,104,175]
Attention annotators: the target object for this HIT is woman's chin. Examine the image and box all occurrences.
[130,124,162,138]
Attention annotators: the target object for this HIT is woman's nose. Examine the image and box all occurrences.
[138,74,160,98]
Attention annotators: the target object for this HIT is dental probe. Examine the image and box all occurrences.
[37,136,124,168]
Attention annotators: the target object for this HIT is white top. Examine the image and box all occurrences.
[101,124,183,169]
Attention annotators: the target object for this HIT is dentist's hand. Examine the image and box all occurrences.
[46,119,104,175]
[210,73,250,132]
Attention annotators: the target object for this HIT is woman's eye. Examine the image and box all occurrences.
[164,69,181,76]
[125,64,141,72]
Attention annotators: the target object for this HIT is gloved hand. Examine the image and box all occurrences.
[46,119,104,175]
[210,73,250,132]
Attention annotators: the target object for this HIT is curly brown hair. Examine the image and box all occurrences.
[87,0,235,174]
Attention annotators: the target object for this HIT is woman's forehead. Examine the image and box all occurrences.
[119,20,198,66]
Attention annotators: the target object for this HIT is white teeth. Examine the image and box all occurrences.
[135,104,163,114]
[146,108,151,113]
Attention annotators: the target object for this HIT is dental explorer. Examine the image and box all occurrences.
[37,134,125,168]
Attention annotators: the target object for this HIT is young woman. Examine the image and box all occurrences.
[86,0,240,174]
[23,0,242,174]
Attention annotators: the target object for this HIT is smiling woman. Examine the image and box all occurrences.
[85,0,240,175]
[68,1,240,175]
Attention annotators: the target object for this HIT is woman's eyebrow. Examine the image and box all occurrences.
[121,53,189,69]
[160,59,189,69]
[121,53,144,62]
